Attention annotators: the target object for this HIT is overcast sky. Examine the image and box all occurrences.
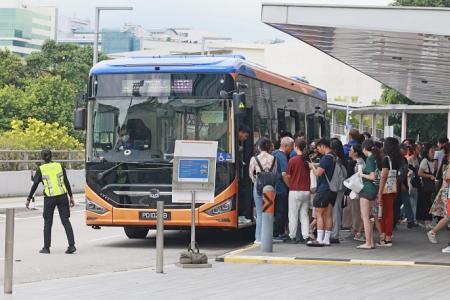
[26,0,393,41]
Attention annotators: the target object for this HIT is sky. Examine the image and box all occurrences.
[26,0,393,41]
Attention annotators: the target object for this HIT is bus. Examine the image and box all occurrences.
[80,55,328,238]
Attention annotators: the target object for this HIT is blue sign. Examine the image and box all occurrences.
[178,159,209,182]
[217,152,232,162]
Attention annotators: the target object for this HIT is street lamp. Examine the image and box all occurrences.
[87,6,133,161]
[93,6,133,65]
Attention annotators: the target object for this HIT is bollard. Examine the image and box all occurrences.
[261,185,275,253]
[156,200,164,274]
[4,208,15,294]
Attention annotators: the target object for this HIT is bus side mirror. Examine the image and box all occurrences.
[74,108,86,130]
[232,92,246,112]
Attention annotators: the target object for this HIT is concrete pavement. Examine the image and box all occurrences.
[2,262,450,299]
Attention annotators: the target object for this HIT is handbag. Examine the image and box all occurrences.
[383,156,398,194]
[422,161,436,194]
[343,172,363,194]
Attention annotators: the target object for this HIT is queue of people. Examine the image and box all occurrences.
[248,129,450,253]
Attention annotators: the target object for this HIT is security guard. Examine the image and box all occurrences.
[26,149,76,254]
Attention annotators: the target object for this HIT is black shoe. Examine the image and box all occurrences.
[407,222,419,229]
[65,245,76,254]
[330,237,340,244]
[301,237,313,244]
[39,247,50,254]
[284,237,299,244]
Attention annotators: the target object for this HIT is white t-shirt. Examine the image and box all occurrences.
[419,158,435,175]
[434,150,445,171]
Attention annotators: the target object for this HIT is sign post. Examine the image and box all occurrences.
[172,140,217,268]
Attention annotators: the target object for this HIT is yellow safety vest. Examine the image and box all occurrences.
[39,162,67,197]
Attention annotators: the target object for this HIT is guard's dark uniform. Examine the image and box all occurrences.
[28,162,75,249]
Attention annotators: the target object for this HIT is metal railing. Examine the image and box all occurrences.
[0,150,85,171]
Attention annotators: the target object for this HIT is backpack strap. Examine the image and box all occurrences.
[254,155,264,172]
[269,156,276,172]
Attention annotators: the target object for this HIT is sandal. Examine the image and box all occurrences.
[356,245,375,250]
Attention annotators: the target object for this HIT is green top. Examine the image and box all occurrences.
[362,155,378,196]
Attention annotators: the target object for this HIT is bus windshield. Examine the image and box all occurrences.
[91,97,229,162]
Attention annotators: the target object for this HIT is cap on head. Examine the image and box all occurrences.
[41,149,52,163]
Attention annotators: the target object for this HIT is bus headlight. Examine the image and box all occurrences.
[206,198,234,216]
[86,199,108,215]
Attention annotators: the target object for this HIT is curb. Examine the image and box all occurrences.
[219,255,450,268]
[216,245,450,268]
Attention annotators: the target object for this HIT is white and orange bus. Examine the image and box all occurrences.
[80,55,328,238]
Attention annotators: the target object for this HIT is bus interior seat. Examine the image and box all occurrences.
[126,119,152,150]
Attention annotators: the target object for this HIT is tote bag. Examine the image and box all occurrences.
[383,156,398,194]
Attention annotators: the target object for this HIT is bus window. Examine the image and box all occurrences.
[91,97,229,162]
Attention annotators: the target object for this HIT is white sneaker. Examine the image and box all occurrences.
[254,240,261,245]
[427,230,438,244]
[238,216,251,225]
[442,246,450,253]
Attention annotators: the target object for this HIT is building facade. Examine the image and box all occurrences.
[101,29,140,54]
[0,0,57,56]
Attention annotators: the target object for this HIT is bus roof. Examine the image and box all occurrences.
[90,55,327,101]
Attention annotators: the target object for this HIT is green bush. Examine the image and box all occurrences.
[0,118,83,150]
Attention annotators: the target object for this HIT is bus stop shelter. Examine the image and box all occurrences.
[327,103,450,141]
[261,4,450,141]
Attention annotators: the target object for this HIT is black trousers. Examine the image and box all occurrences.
[274,193,288,237]
[43,194,75,248]
[417,188,434,222]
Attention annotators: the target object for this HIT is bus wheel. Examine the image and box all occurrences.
[124,226,149,239]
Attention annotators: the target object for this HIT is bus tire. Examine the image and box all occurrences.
[124,226,149,239]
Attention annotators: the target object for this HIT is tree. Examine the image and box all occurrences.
[378,0,450,142]
[393,0,450,6]
[0,50,27,88]
[0,85,26,131]
[25,40,108,93]
[21,76,77,131]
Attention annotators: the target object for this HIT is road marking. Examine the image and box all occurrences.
[88,235,123,243]
[0,210,85,222]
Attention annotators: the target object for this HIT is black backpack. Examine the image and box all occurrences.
[255,156,276,195]
[397,159,409,187]
[410,166,421,188]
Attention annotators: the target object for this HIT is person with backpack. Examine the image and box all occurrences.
[249,138,277,244]
[272,137,294,240]
[307,138,342,247]
[394,144,414,229]
[330,138,348,243]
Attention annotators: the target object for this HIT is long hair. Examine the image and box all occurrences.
[362,139,382,169]
[294,138,309,169]
[421,143,434,161]
[383,137,402,169]
[351,144,366,160]
[330,137,347,168]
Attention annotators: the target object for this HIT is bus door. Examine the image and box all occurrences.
[307,111,328,142]
[233,92,254,223]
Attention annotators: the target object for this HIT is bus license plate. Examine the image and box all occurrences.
[139,211,171,220]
